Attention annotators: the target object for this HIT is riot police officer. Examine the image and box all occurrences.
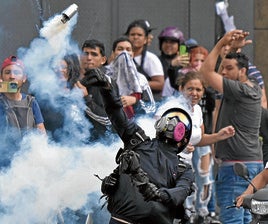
[86,68,194,224]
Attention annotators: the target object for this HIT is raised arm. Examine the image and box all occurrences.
[200,30,251,93]
[82,68,147,145]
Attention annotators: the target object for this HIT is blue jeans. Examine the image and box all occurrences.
[215,162,263,224]
[207,177,216,214]
[192,146,213,217]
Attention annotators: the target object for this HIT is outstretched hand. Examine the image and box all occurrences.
[217,125,235,141]
[219,29,252,49]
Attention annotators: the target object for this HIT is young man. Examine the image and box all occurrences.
[108,36,142,119]
[108,36,155,118]
[79,39,107,78]
[78,39,112,142]
[0,55,46,167]
[200,30,263,224]
[0,55,45,133]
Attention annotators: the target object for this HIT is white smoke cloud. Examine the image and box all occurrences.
[0,5,119,224]
[0,133,119,223]
[0,3,179,223]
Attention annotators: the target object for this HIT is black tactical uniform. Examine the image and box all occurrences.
[92,71,194,224]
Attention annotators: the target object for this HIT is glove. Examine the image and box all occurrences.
[138,183,171,203]
[138,183,161,202]
[101,172,119,196]
[119,150,141,174]
[158,190,170,203]
[80,68,111,89]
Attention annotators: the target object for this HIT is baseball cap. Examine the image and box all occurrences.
[140,19,156,33]
[1,56,25,71]
[185,38,199,50]
[125,19,156,36]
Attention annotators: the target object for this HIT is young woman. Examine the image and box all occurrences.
[56,53,80,90]
[125,20,164,102]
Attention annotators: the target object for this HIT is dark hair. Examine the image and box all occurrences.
[176,71,206,89]
[63,53,80,89]
[112,36,133,51]
[225,52,249,73]
[81,39,106,57]
[124,20,149,37]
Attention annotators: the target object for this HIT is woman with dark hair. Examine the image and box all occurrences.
[125,20,164,102]
[41,53,86,143]
[56,53,80,89]
[158,26,189,85]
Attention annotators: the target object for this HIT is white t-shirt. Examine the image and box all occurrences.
[162,77,176,97]
[134,51,164,78]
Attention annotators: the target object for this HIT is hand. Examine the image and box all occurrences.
[219,30,252,49]
[75,81,88,96]
[121,95,137,107]
[230,30,252,49]
[184,143,195,153]
[235,194,245,208]
[119,150,141,174]
[217,125,235,141]
[138,183,161,202]
[101,172,119,196]
[80,68,111,89]
[171,54,190,67]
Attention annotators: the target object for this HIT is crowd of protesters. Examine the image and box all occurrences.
[1,16,267,224]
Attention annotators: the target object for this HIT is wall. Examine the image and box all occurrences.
[0,1,255,65]
[254,0,268,97]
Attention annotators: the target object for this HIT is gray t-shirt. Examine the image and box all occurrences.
[215,78,262,161]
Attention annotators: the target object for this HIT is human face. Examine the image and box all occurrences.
[81,47,106,70]
[113,41,134,58]
[161,39,179,55]
[190,53,206,71]
[147,33,154,46]
[220,44,231,58]
[57,60,68,81]
[220,58,240,80]
[181,79,204,106]
[127,27,147,50]
[1,64,26,89]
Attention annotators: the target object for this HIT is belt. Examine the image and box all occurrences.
[111,216,134,224]
[219,160,263,166]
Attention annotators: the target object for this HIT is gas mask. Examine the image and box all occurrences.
[155,108,192,152]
